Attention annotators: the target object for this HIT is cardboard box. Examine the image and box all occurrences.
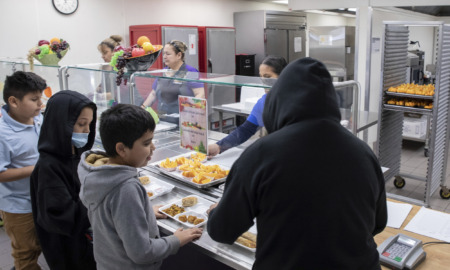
[403,116,427,139]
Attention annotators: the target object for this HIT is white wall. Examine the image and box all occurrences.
[0,0,287,65]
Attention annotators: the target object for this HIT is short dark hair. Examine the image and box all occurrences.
[3,71,47,103]
[261,55,288,76]
[100,104,156,157]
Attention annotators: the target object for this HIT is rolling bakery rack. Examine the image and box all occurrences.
[377,21,450,206]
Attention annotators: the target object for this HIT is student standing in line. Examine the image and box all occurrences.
[30,90,97,270]
[207,58,387,270]
[78,104,202,269]
[0,71,46,270]
[207,56,287,157]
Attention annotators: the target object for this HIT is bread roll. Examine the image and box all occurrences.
[182,196,198,207]
[139,176,151,185]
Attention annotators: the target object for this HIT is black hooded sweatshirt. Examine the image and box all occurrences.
[30,90,97,270]
[207,58,387,270]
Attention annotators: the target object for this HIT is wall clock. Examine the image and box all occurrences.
[52,0,79,15]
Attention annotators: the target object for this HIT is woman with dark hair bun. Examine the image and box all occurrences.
[208,55,287,157]
[140,40,205,115]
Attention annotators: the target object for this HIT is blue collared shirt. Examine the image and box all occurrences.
[247,94,266,127]
[0,105,42,213]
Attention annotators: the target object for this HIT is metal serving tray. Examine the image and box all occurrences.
[384,91,434,100]
[149,152,229,189]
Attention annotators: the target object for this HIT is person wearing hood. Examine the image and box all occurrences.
[206,58,387,270]
[208,55,287,157]
[30,90,97,269]
[78,104,202,270]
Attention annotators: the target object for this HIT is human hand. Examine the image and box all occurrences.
[206,203,218,215]
[207,144,220,159]
[174,227,203,247]
[153,205,167,219]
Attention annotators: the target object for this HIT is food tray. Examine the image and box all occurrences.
[158,195,213,228]
[383,104,432,115]
[138,173,175,200]
[385,91,434,100]
[149,152,229,189]
[234,224,257,252]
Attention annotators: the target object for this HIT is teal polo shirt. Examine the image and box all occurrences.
[0,105,42,213]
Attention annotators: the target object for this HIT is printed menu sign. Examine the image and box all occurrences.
[178,96,208,154]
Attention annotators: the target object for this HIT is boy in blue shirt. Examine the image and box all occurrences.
[0,71,47,270]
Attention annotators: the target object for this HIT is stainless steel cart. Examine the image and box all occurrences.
[377,21,450,206]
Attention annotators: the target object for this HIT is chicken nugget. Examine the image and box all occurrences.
[178,215,187,222]
[193,218,204,225]
[187,215,197,224]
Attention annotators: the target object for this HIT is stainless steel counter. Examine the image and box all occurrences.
[140,131,254,269]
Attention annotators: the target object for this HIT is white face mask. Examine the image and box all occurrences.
[71,132,89,148]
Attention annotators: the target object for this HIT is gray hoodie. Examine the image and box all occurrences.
[78,150,180,270]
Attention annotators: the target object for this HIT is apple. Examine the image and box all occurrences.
[38,40,50,46]
[132,48,145,57]
[35,49,41,55]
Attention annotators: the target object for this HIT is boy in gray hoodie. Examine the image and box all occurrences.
[78,104,202,270]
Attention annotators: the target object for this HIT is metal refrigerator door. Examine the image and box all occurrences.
[288,29,306,63]
[206,28,236,75]
[265,29,288,63]
[162,26,199,70]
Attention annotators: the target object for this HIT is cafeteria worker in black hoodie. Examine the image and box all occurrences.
[207,58,387,270]
[30,90,96,269]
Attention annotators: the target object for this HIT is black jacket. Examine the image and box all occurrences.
[207,58,387,270]
[30,90,97,270]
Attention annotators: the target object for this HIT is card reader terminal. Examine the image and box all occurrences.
[377,233,426,270]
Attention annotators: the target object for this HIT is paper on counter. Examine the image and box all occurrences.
[386,201,413,228]
[404,207,450,242]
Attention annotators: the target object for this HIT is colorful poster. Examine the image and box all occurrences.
[178,96,208,154]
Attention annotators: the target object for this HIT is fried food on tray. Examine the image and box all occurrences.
[193,218,204,225]
[178,215,187,222]
[162,204,185,217]
[187,215,197,224]
[182,196,198,207]
[387,83,435,96]
[236,236,256,248]
[147,191,153,197]
[139,176,151,185]
[241,232,257,243]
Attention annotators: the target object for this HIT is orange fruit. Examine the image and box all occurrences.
[137,36,150,47]
[142,42,155,53]
[50,37,60,44]
[44,87,52,98]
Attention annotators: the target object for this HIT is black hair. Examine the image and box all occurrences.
[100,104,155,157]
[261,55,288,76]
[3,71,47,103]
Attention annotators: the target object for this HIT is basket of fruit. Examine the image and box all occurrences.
[110,36,163,85]
[28,38,70,69]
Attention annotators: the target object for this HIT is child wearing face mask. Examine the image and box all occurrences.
[30,90,97,270]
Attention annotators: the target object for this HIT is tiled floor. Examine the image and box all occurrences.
[1,140,450,269]
[385,140,450,213]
